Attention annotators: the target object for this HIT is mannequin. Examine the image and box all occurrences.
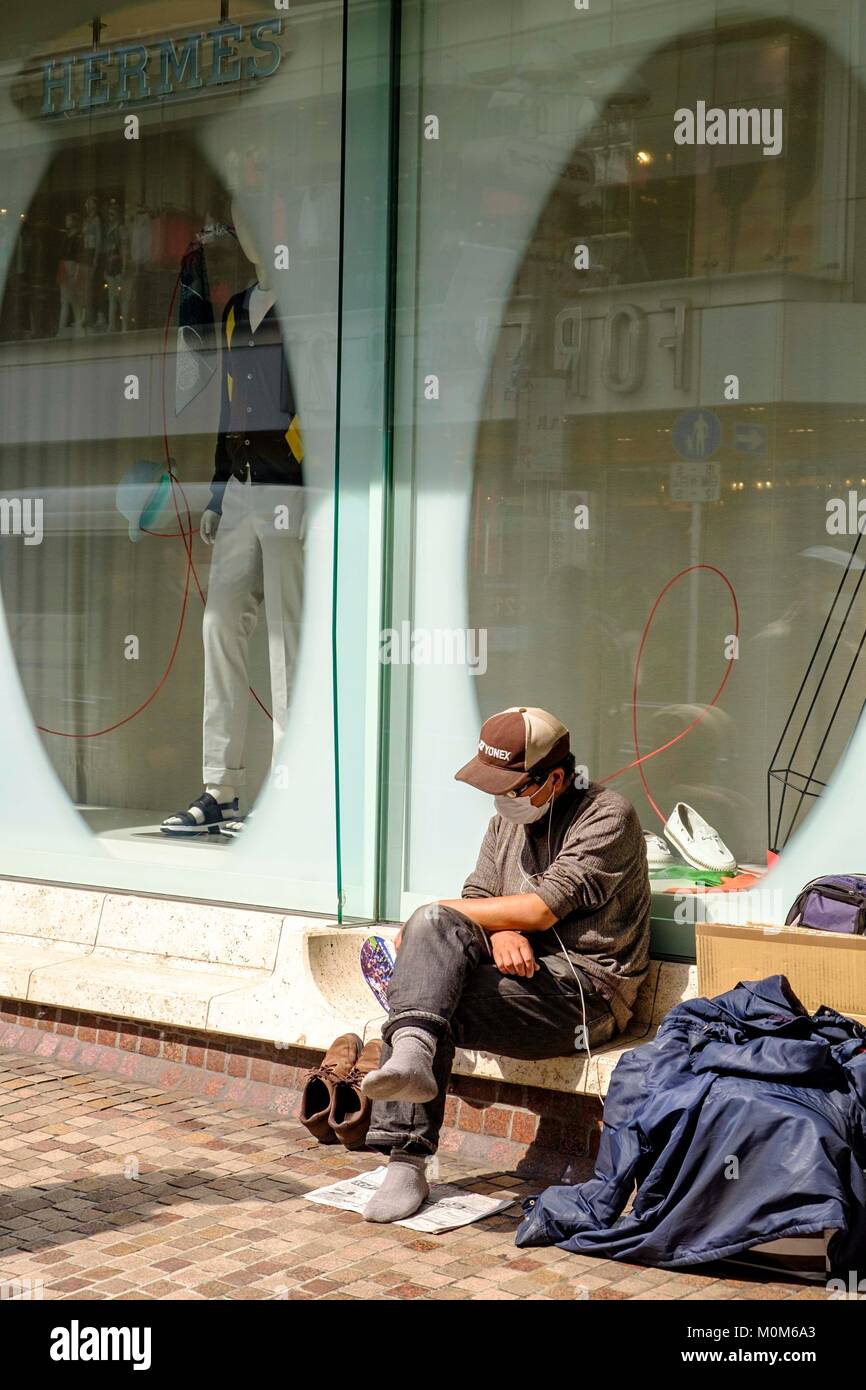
[161,197,304,837]
[81,195,102,330]
[57,211,84,336]
[103,200,128,333]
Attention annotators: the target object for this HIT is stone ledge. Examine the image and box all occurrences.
[0,876,696,1096]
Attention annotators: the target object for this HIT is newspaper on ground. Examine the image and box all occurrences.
[304,1166,515,1233]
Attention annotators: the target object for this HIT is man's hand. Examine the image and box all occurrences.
[490,930,538,978]
[200,509,220,545]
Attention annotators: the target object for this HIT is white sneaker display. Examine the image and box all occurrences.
[644,831,676,869]
[663,802,737,873]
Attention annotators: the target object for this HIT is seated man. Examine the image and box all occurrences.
[360,705,651,1223]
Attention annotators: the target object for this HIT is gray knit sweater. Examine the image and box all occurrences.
[462,781,651,1030]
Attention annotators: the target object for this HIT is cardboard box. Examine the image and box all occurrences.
[697,920,866,1026]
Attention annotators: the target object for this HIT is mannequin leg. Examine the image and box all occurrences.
[256,486,304,760]
[107,277,121,333]
[57,285,71,335]
[73,268,87,334]
[202,478,265,790]
[57,267,75,335]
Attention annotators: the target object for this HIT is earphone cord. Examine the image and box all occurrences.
[517,790,594,1079]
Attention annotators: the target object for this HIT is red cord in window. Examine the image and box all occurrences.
[601,563,740,824]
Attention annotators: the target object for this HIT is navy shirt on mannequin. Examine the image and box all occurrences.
[207,284,304,516]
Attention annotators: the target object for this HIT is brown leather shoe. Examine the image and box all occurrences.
[328,1038,384,1149]
[299,1033,363,1143]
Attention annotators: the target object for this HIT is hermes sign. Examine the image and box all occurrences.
[41,20,284,117]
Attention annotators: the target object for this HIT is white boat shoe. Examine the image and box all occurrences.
[663,802,737,873]
[644,832,676,870]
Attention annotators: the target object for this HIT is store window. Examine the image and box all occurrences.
[386,0,866,921]
[0,1,356,912]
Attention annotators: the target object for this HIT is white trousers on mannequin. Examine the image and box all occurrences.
[202,474,304,789]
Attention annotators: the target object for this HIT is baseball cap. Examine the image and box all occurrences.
[454,706,570,795]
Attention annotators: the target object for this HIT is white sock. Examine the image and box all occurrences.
[206,783,236,805]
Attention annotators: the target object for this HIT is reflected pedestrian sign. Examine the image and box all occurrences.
[734,422,767,455]
[673,409,721,461]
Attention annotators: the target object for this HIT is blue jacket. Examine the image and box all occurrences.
[515,976,866,1275]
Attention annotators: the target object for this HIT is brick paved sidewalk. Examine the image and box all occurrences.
[0,1048,828,1302]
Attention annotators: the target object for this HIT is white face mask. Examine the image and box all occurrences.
[494,779,553,824]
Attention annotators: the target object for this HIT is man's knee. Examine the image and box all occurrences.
[404,902,460,935]
[404,902,486,954]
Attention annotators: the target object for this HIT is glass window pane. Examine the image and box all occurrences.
[0,2,346,912]
[388,0,865,932]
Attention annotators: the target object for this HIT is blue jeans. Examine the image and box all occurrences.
[365,903,617,1156]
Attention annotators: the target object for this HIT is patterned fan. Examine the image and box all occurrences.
[359,935,396,1010]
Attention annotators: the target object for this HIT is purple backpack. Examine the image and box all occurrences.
[785,875,866,935]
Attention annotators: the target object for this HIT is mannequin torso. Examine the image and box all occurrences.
[249,281,275,333]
